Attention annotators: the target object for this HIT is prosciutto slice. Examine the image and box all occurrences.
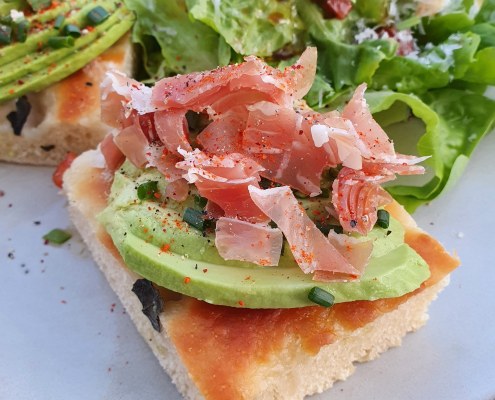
[197,110,245,155]
[100,133,125,171]
[150,48,317,114]
[314,231,373,281]
[342,83,395,158]
[215,217,283,266]
[248,185,361,280]
[100,70,154,127]
[243,102,329,196]
[176,150,267,222]
[154,109,192,154]
[332,167,393,235]
[113,117,149,168]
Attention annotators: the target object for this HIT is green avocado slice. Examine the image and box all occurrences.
[0,1,134,102]
[98,163,430,309]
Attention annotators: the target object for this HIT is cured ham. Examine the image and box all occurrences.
[197,110,245,155]
[100,133,125,171]
[144,145,184,182]
[113,117,149,168]
[150,47,317,114]
[332,167,393,235]
[176,150,267,222]
[154,109,192,154]
[100,70,154,127]
[243,102,329,196]
[165,179,190,202]
[314,231,373,281]
[99,47,427,281]
[342,83,395,158]
[248,185,361,280]
[215,217,283,266]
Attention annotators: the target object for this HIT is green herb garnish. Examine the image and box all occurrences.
[137,181,159,200]
[63,24,81,38]
[376,209,390,229]
[53,15,65,30]
[315,221,343,236]
[47,36,74,49]
[193,195,208,209]
[87,6,110,26]
[183,207,210,231]
[0,24,12,45]
[14,20,29,43]
[43,229,72,245]
[308,287,335,307]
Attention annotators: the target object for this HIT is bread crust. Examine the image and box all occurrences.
[64,150,456,400]
[0,35,133,166]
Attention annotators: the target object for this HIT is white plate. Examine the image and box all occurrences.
[1,133,494,400]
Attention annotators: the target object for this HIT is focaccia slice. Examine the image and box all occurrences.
[63,149,459,400]
[0,35,132,166]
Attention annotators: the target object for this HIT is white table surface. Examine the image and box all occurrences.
[1,132,494,400]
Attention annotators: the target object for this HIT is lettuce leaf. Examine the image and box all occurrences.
[371,32,480,93]
[462,47,495,84]
[124,0,226,78]
[476,0,495,23]
[297,0,397,90]
[367,90,495,211]
[185,0,303,57]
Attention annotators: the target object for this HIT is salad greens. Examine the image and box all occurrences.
[124,0,495,212]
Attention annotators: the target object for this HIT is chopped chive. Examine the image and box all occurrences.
[137,181,159,200]
[193,195,208,209]
[293,190,308,199]
[315,221,343,236]
[63,24,81,38]
[0,16,13,26]
[53,15,65,30]
[14,20,29,42]
[47,35,74,49]
[27,0,53,12]
[318,187,330,198]
[87,6,110,26]
[308,287,335,307]
[0,24,12,45]
[376,209,390,229]
[183,207,210,231]
[43,229,72,245]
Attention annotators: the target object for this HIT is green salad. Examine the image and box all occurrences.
[124,0,495,211]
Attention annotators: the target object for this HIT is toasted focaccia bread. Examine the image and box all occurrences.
[63,149,459,400]
[0,35,132,166]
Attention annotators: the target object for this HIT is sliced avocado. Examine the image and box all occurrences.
[98,163,430,309]
[0,0,135,102]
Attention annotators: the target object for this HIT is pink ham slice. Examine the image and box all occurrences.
[342,83,395,158]
[150,48,317,114]
[165,179,190,202]
[243,102,329,196]
[197,110,245,155]
[176,150,267,222]
[154,109,192,154]
[113,117,149,168]
[215,217,283,266]
[248,185,361,281]
[310,112,372,170]
[314,231,373,281]
[144,145,183,182]
[332,167,393,235]
[100,133,125,171]
[100,70,154,128]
